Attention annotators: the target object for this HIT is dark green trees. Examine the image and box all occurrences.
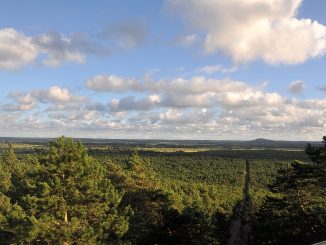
[0,137,130,244]
[106,151,173,244]
[105,152,230,244]
[150,206,228,245]
[0,136,274,244]
[251,137,326,245]
[305,136,326,164]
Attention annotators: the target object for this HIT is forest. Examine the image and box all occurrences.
[0,136,325,244]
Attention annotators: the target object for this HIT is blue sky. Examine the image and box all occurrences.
[1,0,326,140]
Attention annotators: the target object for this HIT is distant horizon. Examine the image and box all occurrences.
[0,135,321,143]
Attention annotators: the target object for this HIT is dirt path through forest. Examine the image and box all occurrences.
[226,160,250,245]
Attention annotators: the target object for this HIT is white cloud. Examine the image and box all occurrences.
[0,22,151,70]
[159,109,182,122]
[196,64,238,74]
[148,94,162,104]
[109,94,161,111]
[166,0,326,65]
[0,28,110,70]
[1,103,35,112]
[37,86,78,103]
[87,74,288,109]
[86,74,250,95]
[3,75,326,140]
[288,80,305,94]
[85,75,141,92]
[0,28,38,70]
[6,86,86,111]
[163,92,215,108]
[33,32,86,66]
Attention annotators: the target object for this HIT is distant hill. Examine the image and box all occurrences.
[0,137,321,148]
[246,138,317,148]
[248,138,277,144]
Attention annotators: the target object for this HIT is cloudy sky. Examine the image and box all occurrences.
[1,0,326,140]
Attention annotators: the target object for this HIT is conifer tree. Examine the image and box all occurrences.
[252,137,326,244]
[0,137,130,244]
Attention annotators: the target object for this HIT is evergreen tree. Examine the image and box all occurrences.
[251,136,326,244]
[0,137,130,244]
[150,206,227,245]
[305,136,326,164]
[106,152,172,244]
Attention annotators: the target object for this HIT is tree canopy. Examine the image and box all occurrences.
[0,137,130,244]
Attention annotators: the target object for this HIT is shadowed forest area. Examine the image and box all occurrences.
[0,136,325,244]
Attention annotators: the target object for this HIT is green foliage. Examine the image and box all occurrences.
[2,136,316,244]
[305,136,326,164]
[149,206,229,245]
[251,138,326,244]
[250,159,291,189]
[0,137,130,244]
[104,151,234,244]
[248,159,290,209]
[106,152,246,214]
[105,152,173,244]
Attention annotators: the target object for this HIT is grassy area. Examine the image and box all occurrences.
[0,143,41,150]
[136,147,213,152]
[137,146,305,153]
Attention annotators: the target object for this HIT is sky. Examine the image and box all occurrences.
[1,0,326,140]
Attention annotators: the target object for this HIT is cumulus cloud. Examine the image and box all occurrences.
[2,75,326,140]
[0,22,149,70]
[0,28,109,70]
[166,0,326,65]
[288,80,305,94]
[110,94,161,112]
[86,74,292,110]
[157,108,214,125]
[196,64,238,74]
[84,74,326,139]
[0,28,38,70]
[34,86,86,103]
[86,74,250,95]
[162,92,215,108]
[1,103,35,112]
[32,31,109,67]
[6,86,86,111]
[85,75,141,92]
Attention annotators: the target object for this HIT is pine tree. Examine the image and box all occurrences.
[252,137,326,244]
[106,151,172,244]
[0,137,130,244]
